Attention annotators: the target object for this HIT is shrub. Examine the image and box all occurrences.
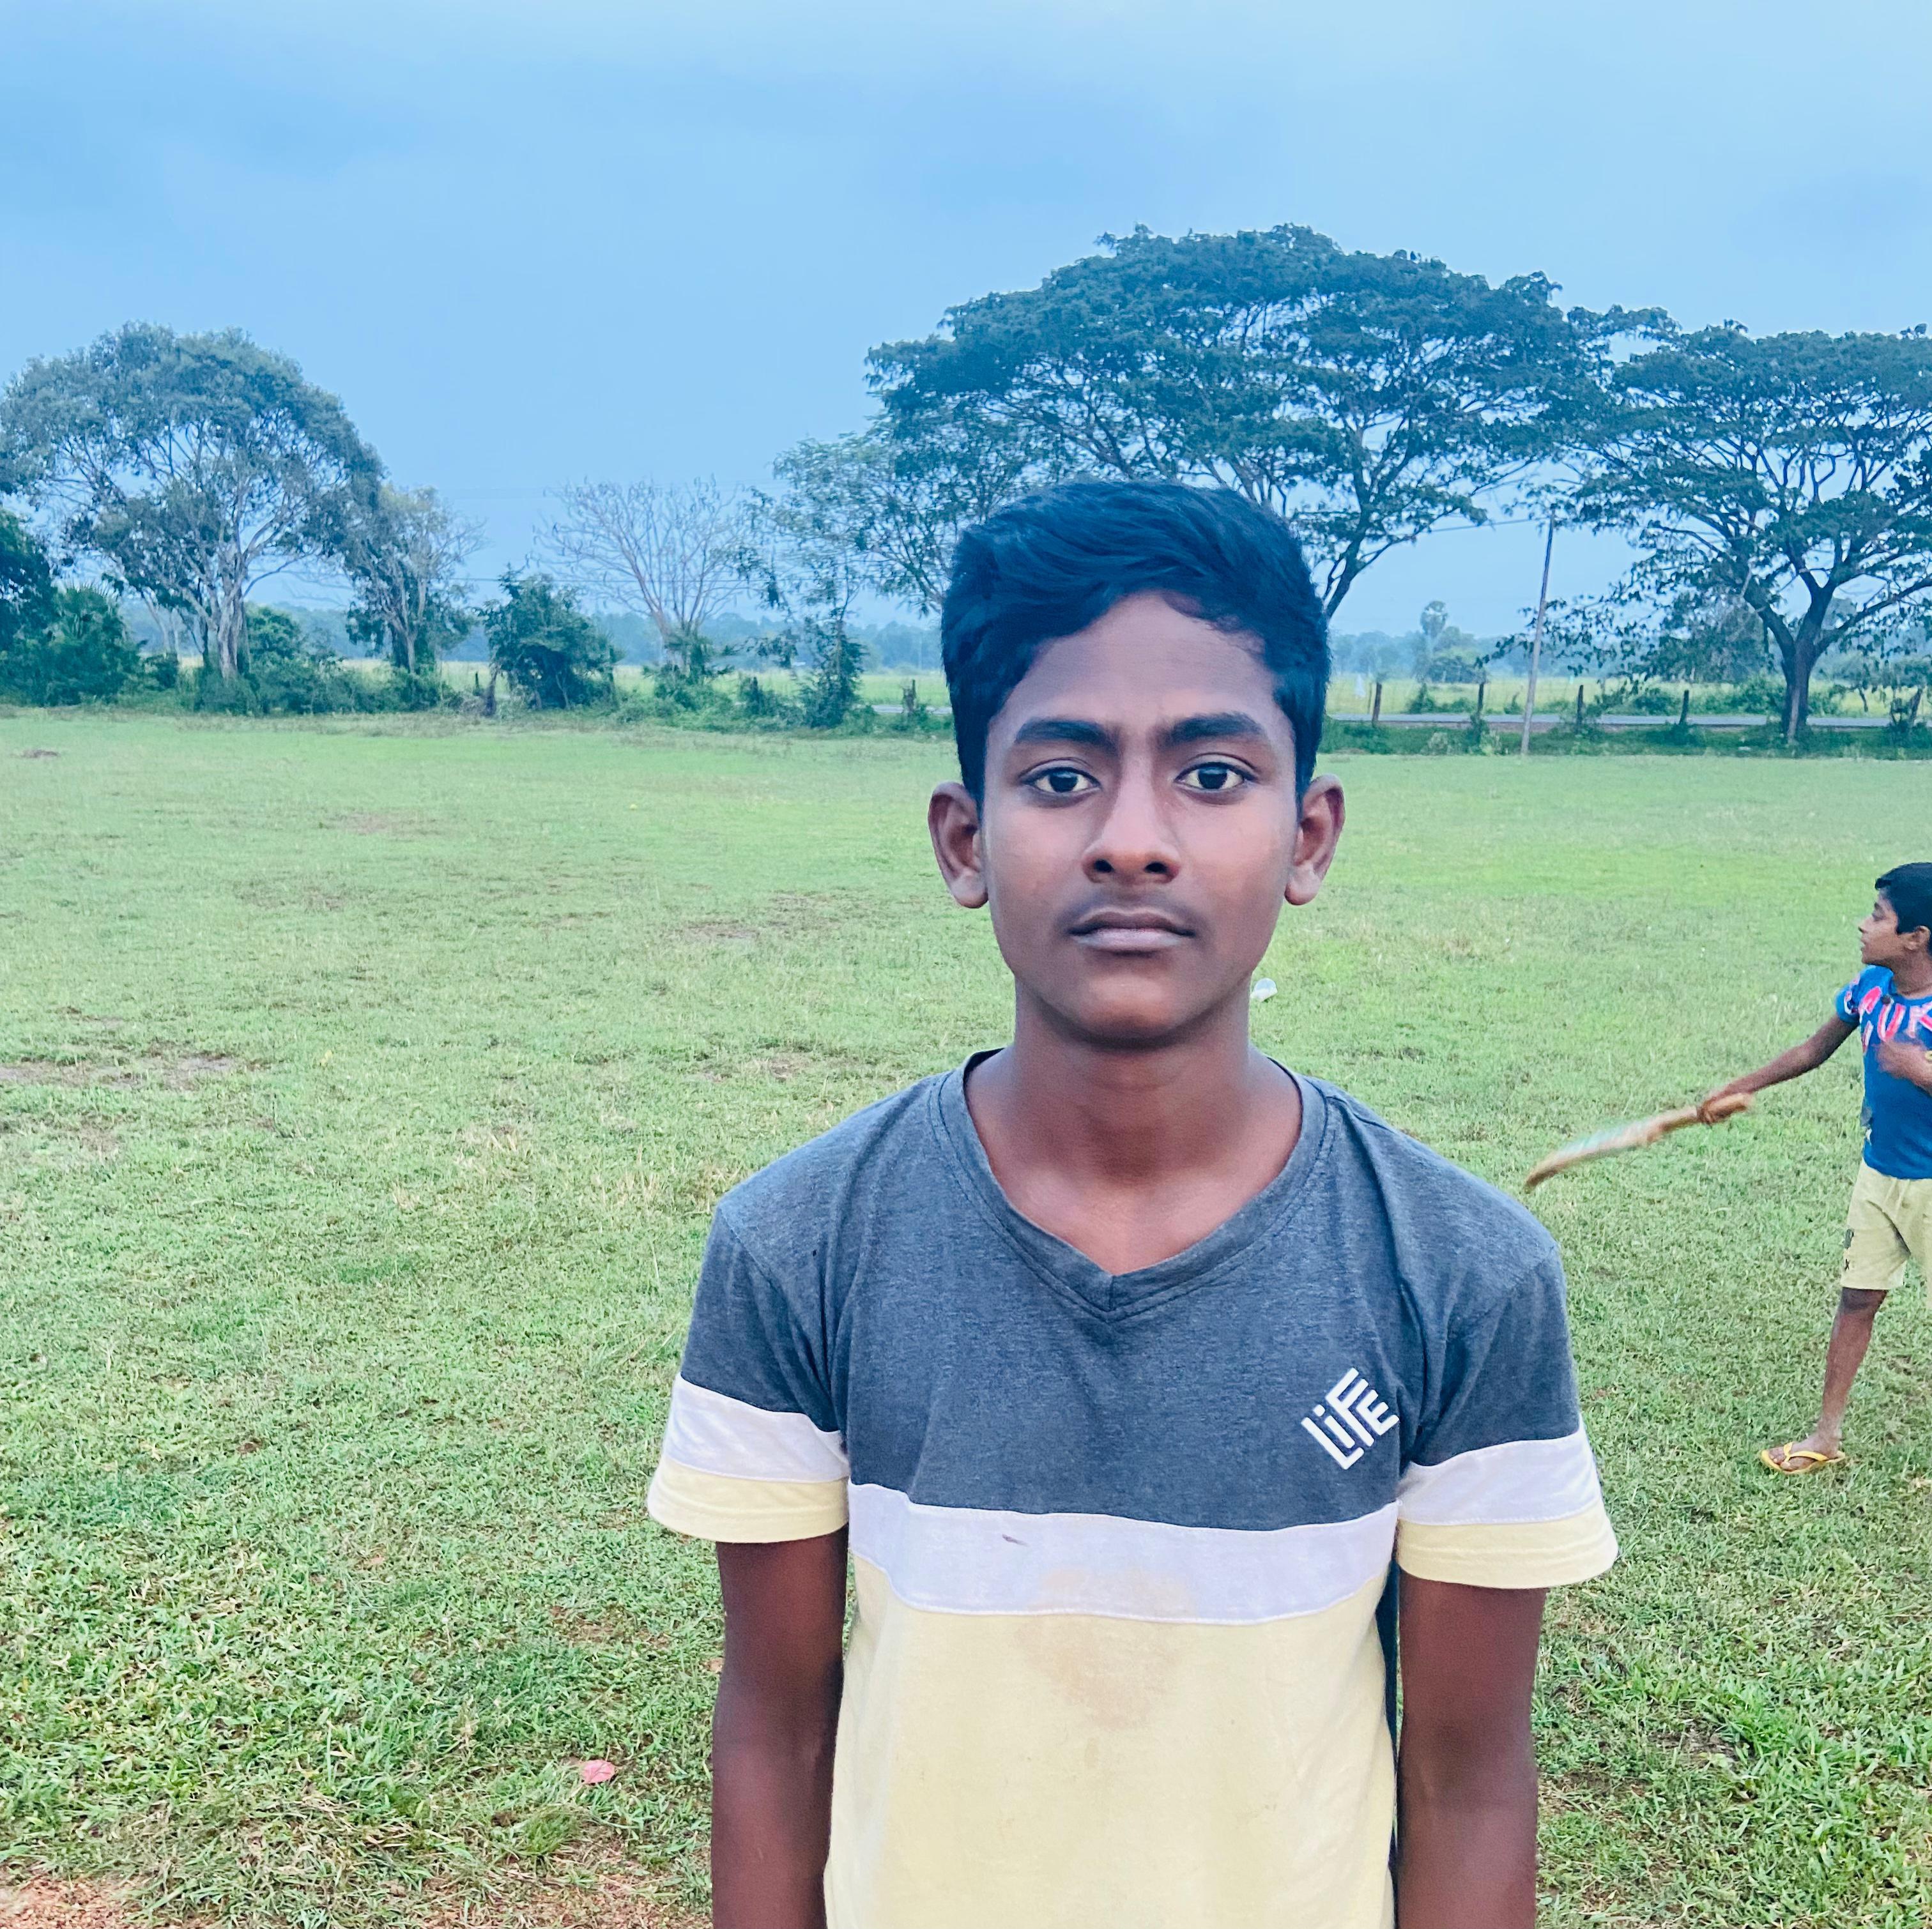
[0,586,141,705]
[1696,674,1783,715]
[483,574,617,709]
[1614,683,1678,715]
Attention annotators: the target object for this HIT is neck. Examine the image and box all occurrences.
[971,987,1287,1187]
[1890,953,1932,996]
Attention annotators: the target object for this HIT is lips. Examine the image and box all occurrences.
[1068,908,1195,950]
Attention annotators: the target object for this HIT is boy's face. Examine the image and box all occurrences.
[929,592,1344,1049]
[1861,893,1930,969]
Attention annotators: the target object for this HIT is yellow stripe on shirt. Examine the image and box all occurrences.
[647,1458,848,1542]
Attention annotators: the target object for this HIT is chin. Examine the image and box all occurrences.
[1061,991,1218,1049]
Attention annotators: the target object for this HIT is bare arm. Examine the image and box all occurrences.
[712,1531,848,1929]
[1702,1016,1854,1115]
[1394,1577,1546,1929]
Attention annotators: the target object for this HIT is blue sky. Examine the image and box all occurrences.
[4,0,1929,632]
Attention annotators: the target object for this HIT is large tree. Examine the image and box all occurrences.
[869,225,1591,616]
[341,484,480,675]
[544,478,751,680]
[1568,324,1932,739]
[0,324,382,680]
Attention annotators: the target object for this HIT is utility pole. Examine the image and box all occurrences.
[1519,516,1557,758]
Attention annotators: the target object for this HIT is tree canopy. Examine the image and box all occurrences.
[869,224,1594,616]
[0,324,382,681]
[1568,325,1932,738]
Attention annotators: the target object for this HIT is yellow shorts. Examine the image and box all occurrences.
[1841,1163,1932,1297]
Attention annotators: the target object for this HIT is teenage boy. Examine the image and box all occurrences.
[648,481,1618,1929]
[1703,863,1932,1475]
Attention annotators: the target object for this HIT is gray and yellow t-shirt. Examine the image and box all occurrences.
[648,1062,1616,1929]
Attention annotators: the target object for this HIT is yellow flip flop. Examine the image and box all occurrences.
[1759,1444,1845,1475]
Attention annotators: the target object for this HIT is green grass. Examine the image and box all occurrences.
[1,712,1929,1926]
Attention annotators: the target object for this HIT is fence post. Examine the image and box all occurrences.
[1371,679,1383,725]
[1679,687,1690,728]
[1574,683,1584,729]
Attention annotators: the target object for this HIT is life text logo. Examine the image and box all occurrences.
[1301,1369,1399,1470]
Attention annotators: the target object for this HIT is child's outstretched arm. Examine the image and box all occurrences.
[1701,1016,1854,1118]
[712,1531,848,1929]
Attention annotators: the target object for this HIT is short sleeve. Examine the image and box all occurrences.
[647,1210,850,1543]
[1834,975,1863,1025]
[1394,1251,1617,1589]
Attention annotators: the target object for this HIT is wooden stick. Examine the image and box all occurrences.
[1524,1092,1751,1190]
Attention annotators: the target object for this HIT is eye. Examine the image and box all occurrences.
[1025,766,1098,798]
[1178,761,1248,795]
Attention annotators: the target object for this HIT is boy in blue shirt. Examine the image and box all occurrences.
[1703,862,1932,1472]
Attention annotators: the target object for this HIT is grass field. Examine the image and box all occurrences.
[3,712,1930,1927]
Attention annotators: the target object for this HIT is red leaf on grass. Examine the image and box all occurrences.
[578,1758,618,1785]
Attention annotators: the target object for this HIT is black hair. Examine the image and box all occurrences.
[940,480,1329,800]
[1876,862,1932,940]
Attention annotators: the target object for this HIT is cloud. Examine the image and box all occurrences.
[5,0,1931,614]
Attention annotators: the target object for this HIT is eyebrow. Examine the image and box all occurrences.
[1006,711,1275,757]
[1162,711,1272,749]
[1008,717,1119,752]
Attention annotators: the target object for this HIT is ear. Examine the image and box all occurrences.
[929,781,988,909]
[1285,774,1345,908]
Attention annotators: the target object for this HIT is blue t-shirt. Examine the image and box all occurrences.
[1835,966,1932,1179]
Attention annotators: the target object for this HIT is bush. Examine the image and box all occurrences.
[1614,683,1679,715]
[795,620,866,729]
[388,667,447,712]
[736,675,797,724]
[183,611,444,715]
[1696,675,1783,715]
[0,586,141,705]
[483,574,616,709]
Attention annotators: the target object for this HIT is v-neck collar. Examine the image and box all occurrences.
[928,1050,1330,1323]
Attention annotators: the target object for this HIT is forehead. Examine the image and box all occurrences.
[992,592,1284,736]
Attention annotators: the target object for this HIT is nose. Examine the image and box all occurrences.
[1084,765,1180,881]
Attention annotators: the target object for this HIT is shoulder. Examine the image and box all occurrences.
[714,1074,943,1262]
[1303,1075,1560,1308]
[1838,966,1889,1016]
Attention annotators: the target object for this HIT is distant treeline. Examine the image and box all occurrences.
[8,224,1932,737]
